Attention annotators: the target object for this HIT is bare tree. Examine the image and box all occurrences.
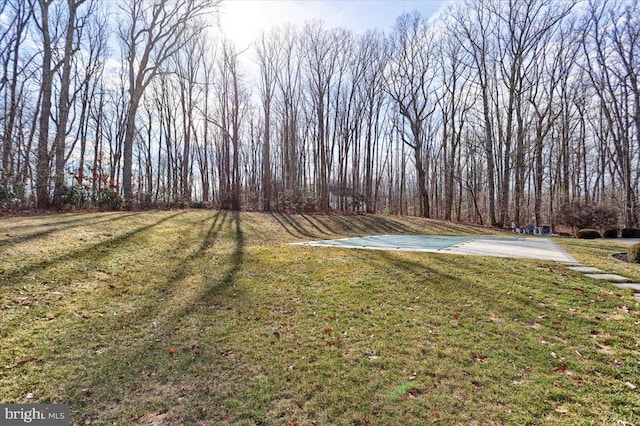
[526,20,575,226]
[117,0,217,208]
[172,35,206,203]
[583,0,640,227]
[211,40,246,210]
[52,0,93,207]
[255,30,279,211]
[274,25,303,205]
[1,0,33,189]
[33,0,58,208]
[452,0,499,225]
[386,12,439,217]
[491,0,572,226]
[358,30,388,213]
[437,17,474,221]
[301,21,340,211]
[194,42,216,204]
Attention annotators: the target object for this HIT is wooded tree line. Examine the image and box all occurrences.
[0,0,638,228]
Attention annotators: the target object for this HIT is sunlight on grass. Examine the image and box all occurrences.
[0,211,638,424]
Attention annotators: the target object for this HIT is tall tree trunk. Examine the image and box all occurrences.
[122,90,142,207]
[36,0,54,209]
[262,100,272,211]
[53,0,82,207]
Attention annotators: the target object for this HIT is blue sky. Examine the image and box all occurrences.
[217,0,449,49]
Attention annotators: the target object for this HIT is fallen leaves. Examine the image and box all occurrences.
[47,312,62,321]
[93,347,108,355]
[138,412,169,426]
[595,342,613,355]
[220,349,234,357]
[16,356,37,367]
[472,353,488,363]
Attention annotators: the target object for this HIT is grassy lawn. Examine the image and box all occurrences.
[0,211,638,425]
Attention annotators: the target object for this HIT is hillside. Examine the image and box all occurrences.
[1,211,638,424]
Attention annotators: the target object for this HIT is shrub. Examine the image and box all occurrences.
[0,176,26,209]
[95,188,122,210]
[140,193,154,210]
[628,243,640,263]
[621,228,640,238]
[61,184,87,207]
[0,185,16,209]
[556,201,618,231]
[576,229,602,239]
[274,190,319,212]
[603,228,618,238]
[0,185,14,201]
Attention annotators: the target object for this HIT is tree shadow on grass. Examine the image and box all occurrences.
[1,211,124,231]
[148,209,244,306]
[57,225,639,424]
[0,212,143,248]
[298,213,333,236]
[367,249,460,286]
[303,214,338,235]
[364,249,560,324]
[0,211,186,285]
[199,211,244,304]
[328,214,417,235]
[268,212,422,241]
[199,210,227,251]
[61,210,247,422]
[269,212,322,239]
[0,211,192,345]
[424,220,493,236]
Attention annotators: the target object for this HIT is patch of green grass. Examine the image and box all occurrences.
[0,211,638,425]
[557,237,640,281]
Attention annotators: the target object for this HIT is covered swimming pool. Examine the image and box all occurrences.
[293,234,577,263]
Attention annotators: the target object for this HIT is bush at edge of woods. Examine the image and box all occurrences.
[555,201,618,233]
[576,229,602,239]
[628,243,640,263]
[621,228,640,238]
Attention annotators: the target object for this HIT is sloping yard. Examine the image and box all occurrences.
[0,211,638,424]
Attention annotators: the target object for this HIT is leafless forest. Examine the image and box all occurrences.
[0,0,638,228]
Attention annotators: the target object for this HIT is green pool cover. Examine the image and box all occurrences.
[301,235,472,250]
[294,234,577,263]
